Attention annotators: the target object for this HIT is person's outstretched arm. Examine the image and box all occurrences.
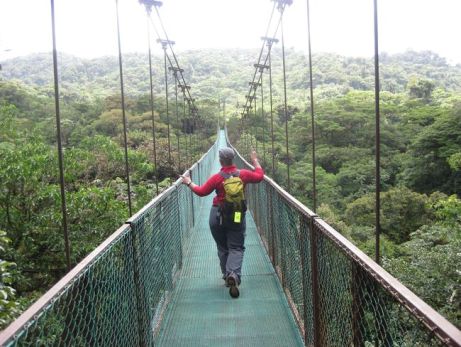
[180,173,218,196]
[241,150,264,183]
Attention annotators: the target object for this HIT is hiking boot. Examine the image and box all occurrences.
[226,275,239,298]
[222,274,230,287]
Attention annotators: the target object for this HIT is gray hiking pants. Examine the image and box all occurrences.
[209,205,246,283]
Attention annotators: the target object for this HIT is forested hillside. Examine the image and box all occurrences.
[226,50,461,330]
[1,49,460,329]
[4,49,461,100]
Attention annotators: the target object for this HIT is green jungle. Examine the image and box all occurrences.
[0,49,460,329]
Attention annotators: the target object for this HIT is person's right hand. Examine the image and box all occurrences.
[250,150,258,163]
[180,174,191,186]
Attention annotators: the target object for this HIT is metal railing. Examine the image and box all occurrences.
[0,135,219,347]
[227,131,461,347]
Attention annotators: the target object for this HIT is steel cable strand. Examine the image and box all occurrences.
[170,68,182,171]
[161,43,172,164]
[306,0,316,212]
[145,8,159,195]
[143,3,198,168]
[152,6,196,109]
[373,0,382,265]
[115,0,133,216]
[280,10,291,192]
[50,0,71,270]
[241,5,284,164]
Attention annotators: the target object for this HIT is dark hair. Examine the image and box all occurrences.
[220,157,233,166]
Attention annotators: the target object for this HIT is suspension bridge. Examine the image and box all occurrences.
[1,0,461,346]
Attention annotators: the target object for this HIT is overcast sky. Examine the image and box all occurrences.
[1,0,460,64]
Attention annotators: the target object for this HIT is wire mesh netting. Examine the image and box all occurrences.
[230,130,460,347]
[1,135,219,347]
[2,225,140,346]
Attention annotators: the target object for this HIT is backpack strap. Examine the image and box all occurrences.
[219,172,231,179]
[219,170,240,179]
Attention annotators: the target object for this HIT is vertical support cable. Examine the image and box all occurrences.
[268,45,276,177]
[261,73,266,164]
[373,0,381,265]
[188,102,192,165]
[50,0,71,271]
[222,98,226,129]
[306,0,317,212]
[254,96,258,152]
[162,44,172,163]
[183,97,188,167]
[115,0,132,216]
[146,10,159,195]
[173,70,181,170]
[217,98,221,130]
[243,114,246,154]
[281,17,291,192]
[310,217,323,346]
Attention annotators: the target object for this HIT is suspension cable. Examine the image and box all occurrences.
[152,5,197,110]
[187,101,192,163]
[254,94,258,151]
[169,67,183,171]
[306,0,316,212]
[240,2,277,129]
[181,90,188,167]
[159,40,172,164]
[267,39,276,176]
[241,1,284,112]
[50,0,71,271]
[145,7,159,195]
[280,14,291,192]
[373,0,381,265]
[140,1,198,154]
[240,2,287,167]
[115,0,133,216]
[260,71,266,164]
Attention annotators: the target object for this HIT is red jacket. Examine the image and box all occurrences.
[192,164,264,206]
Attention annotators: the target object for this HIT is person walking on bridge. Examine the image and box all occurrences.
[181,147,264,298]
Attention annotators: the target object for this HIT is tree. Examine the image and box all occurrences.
[0,230,20,329]
[345,187,431,243]
[401,103,461,195]
[407,77,435,102]
[386,223,461,327]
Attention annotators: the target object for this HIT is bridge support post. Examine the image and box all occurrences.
[352,264,365,347]
[175,187,183,270]
[128,221,149,346]
[189,170,195,227]
[309,217,323,347]
[269,186,276,264]
[299,215,310,346]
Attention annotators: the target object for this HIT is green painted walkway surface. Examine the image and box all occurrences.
[156,133,304,346]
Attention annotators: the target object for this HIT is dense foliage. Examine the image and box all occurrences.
[1,49,460,329]
[226,50,461,328]
[0,64,217,328]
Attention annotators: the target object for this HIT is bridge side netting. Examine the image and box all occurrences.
[0,135,219,347]
[227,131,454,346]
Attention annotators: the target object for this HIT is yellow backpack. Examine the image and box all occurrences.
[220,171,246,223]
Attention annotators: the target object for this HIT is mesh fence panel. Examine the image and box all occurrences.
[3,226,139,347]
[313,222,447,347]
[229,132,459,347]
[1,135,220,347]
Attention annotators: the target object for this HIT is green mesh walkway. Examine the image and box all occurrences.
[155,135,304,346]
